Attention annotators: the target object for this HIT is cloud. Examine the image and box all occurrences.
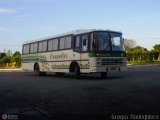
[0,8,16,14]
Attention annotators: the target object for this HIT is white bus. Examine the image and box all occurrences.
[22,29,127,78]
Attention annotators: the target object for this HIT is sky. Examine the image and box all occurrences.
[0,0,160,53]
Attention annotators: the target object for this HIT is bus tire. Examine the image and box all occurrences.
[34,64,46,76]
[75,64,80,79]
[101,72,107,78]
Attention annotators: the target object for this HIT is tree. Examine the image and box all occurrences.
[12,51,21,67]
[7,50,12,56]
[131,46,148,53]
[0,50,21,67]
[0,53,6,59]
[13,51,21,56]
[153,44,160,52]
[124,39,136,52]
[3,56,11,66]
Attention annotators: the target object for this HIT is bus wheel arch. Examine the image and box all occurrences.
[34,63,46,76]
[34,63,39,71]
[101,72,108,78]
[70,61,80,78]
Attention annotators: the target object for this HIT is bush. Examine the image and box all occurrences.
[127,52,159,62]
[0,53,21,68]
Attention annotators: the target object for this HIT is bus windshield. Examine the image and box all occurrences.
[110,32,124,51]
[92,32,124,51]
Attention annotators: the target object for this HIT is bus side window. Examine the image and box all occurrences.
[65,36,72,49]
[33,43,38,53]
[74,36,81,52]
[82,35,88,51]
[48,40,53,51]
[38,42,43,52]
[59,37,65,49]
[39,41,47,52]
[60,36,72,50]
[75,36,80,48]
[23,44,30,54]
[42,41,47,52]
[30,44,34,53]
[53,39,58,50]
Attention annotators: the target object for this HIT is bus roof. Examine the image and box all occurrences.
[23,29,122,44]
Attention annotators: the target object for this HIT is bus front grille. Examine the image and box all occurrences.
[101,58,124,65]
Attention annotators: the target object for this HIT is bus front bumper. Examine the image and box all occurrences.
[90,66,127,73]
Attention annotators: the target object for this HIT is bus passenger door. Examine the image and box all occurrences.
[73,35,89,70]
[73,35,81,61]
[82,35,89,52]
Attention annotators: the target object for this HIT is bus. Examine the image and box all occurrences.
[22,29,127,78]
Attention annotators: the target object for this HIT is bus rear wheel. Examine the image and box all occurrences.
[34,64,46,76]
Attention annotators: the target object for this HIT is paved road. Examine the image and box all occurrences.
[0,65,160,120]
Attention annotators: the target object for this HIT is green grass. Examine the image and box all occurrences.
[127,61,160,65]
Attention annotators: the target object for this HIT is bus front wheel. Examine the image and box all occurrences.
[75,64,80,78]
[101,72,107,78]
